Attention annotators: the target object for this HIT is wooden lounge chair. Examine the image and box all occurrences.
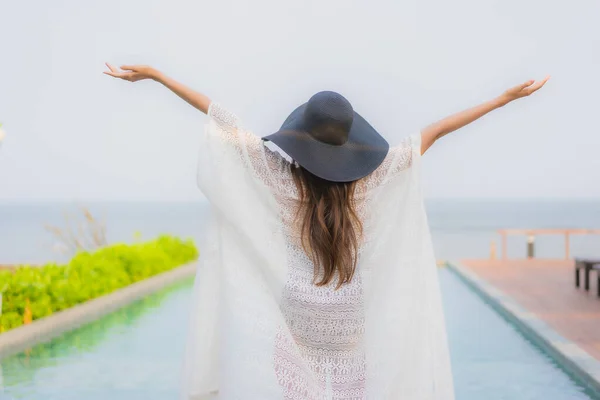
[575,259,600,296]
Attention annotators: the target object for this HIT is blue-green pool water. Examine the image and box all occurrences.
[0,269,596,399]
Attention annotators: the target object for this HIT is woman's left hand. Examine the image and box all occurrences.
[498,76,550,105]
[103,63,161,82]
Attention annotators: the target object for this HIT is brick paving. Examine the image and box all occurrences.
[461,259,600,361]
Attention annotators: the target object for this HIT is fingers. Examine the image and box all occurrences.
[104,63,123,78]
[103,62,133,80]
[506,79,534,96]
[517,79,535,91]
[103,63,153,82]
[524,75,551,95]
[104,62,137,73]
[536,75,551,89]
[105,63,119,73]
[120,65,137,72]
[103,69,126,79]
[103,70,124,78]
[103,69,134,81]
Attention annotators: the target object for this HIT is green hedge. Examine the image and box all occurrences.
[0,235,198,333]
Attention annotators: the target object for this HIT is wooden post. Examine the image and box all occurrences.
[565,232,570,260]
[501,232,507,260]
[527,235,535,259]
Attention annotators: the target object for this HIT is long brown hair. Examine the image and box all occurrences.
[291,164,363,289]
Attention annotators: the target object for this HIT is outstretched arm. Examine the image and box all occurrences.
[103,63,212,113]
[420,76,550,155]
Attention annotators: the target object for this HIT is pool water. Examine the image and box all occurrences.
[0,281,193,400]
[0,270,596,399]
[442,268,597,400]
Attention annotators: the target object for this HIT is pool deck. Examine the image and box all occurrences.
[448,259,600,394]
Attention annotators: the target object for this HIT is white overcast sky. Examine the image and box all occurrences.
[0,0,598,201]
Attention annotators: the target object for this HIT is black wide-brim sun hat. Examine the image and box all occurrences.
[262,91,389,183]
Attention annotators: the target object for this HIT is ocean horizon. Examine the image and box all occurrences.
[1,198,599,265]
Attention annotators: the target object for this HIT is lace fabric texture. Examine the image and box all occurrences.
[181,103,454,400]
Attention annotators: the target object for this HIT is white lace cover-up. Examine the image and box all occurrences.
[181,103,455,400]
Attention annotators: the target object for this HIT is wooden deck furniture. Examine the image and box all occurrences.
[575,259,600,296]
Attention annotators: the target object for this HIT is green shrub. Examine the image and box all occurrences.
[0,235,198,333]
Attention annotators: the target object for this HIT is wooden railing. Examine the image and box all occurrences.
[496,229,600,260]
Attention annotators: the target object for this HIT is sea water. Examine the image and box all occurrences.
[1,199,599,264]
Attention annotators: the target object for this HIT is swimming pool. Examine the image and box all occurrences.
[0,269,596,399]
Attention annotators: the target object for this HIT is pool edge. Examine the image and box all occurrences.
[0,262,197,359]
[446,260,600,396]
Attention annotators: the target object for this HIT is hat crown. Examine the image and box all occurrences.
[303,91,354,146]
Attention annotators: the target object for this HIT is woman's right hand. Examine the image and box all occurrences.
[103,63,211,113]
[103,63,161,82]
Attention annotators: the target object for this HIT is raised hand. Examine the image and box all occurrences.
[420,75,551,155]
[500,76,550,105]
[102,63,211,113]
[103,63,160,82]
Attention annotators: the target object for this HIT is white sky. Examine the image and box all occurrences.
[0,0,599,201]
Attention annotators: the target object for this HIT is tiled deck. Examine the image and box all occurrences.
[460,259,600,361]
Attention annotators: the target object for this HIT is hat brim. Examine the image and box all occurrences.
[262,103,389,182]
